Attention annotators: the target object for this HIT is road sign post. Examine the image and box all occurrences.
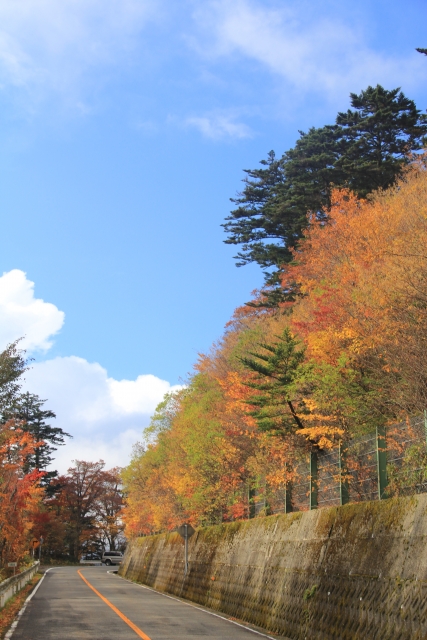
[32,538,39,559]
[8,562,17,576]
[177,523,195,576]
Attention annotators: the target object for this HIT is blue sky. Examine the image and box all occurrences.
[0,0,426,470]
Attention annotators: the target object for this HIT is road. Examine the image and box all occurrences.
[10,567,275,639]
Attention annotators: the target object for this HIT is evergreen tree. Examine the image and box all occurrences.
[240,328,307,435]
[335,85,427,196]
[4,392,72,486]
[0,341,28,414]
[223,85,427,298]
[224,151,287,272]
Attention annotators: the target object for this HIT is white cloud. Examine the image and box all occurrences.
[109,374,177,414]
[0,0,158,102]
[186,113,253,139]
[24,356,182,472]
[0,269,64,352]
[191,0,427,100]
[51,428,143,473]
[0,268,180,471]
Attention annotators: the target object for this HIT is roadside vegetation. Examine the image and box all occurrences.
[122,83,427,534]
[2,75,427,557]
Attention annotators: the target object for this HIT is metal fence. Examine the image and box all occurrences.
[245,412,427,517]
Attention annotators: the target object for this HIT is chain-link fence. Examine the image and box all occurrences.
[243,412,427,519]
[347,433,379,503]
[317,448,341,508]
[386,414,427,496]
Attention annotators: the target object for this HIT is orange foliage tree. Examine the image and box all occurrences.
[288,165,427,426]
[0,421,43,568]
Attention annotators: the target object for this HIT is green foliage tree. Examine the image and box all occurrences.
[240,328,307,435]
[223,85,427,297]
[0,341,28,414]
[143,391,182,442]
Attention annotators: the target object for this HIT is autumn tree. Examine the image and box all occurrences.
[288,165,427,424]
[0,343,45,569]
[0,422,43,568]
[94,467,124,551]
[51,460,123,559]
[123,158,427,526]
[122,321,300,534]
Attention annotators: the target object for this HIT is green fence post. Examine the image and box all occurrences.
[248,484,256,519]
[263,478,270,516]
[376,426,388,500]
[339,442,349,506]
[310,450,318,510]
[424,410,427,446]
[285,462,293,513]
[285,482,293,514]
[284,464,293,513]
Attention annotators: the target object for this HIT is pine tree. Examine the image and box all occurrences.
[4,392,72,486]
[335,85,427,196]
[0,341,28,413]
[223,151,287,272]
[240,328,307,435]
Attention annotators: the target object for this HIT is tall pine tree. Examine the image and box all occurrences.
[4,392,72,486]
[0,341,28,413]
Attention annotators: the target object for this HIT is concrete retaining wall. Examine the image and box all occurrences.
[120,495,427,639]
[0,562,40,609]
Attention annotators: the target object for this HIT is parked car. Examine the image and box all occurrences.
[80,553,102,565]
[102,551,123,566]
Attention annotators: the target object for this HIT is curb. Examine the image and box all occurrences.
[4,568,53,639]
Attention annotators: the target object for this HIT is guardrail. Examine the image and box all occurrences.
[0,562,40,609]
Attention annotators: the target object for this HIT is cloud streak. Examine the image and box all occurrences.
[0,0,424,128]
[190,0,426,100]
[186,112,253,139]
[0,0,159,104]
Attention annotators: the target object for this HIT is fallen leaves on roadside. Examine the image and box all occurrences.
[0,573,41,639]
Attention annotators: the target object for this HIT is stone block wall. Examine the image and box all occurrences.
[119,495,427,639]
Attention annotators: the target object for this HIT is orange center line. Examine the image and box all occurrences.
[77,569,152,640]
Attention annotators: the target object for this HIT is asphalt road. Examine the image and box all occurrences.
[10,567,275,639]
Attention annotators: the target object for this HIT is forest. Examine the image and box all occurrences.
[122,84,427,534]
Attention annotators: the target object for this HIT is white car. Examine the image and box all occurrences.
[102,551,123,566]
